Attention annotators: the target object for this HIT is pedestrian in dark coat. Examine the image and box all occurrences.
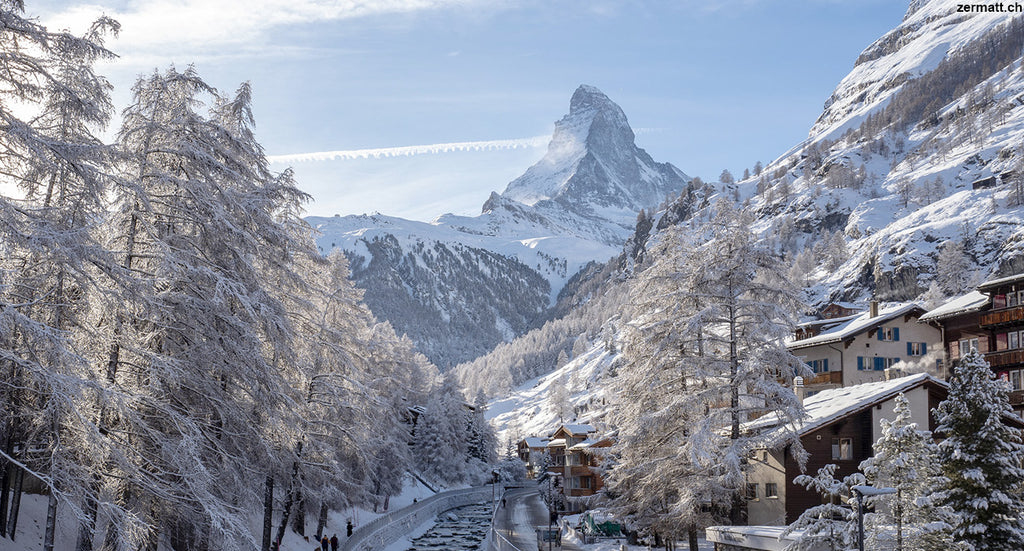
[321,536,329,551]
[330,534,339,551]
[346,520,353,537]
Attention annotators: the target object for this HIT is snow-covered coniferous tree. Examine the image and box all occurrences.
[934,349,1024,551]
[860,393,950,551]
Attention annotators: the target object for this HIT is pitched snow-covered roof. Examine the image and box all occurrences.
[788,303,924,351]
[978,273,1024,292]
[552,424,595,437]
[523,437,550,448]
[919,291,989,322]
[745,373,945,441]
[568,437,612,452]
[547,438,567,448]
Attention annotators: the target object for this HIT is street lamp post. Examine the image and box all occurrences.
[851,484,896,551]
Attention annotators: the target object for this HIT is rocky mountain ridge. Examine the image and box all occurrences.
[309,85,690,368]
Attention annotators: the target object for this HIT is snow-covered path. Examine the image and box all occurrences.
[492,485,582,551]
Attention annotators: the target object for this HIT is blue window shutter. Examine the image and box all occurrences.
[874,357,884,371]
[878,329,884,341]
[823,358,828,371]
[922,342,927,354]
[894,327,900,341]
[857,356,864,370]
[907,342,913,355]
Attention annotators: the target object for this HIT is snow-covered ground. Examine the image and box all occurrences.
[0,475,442,551]
[487,340,620,441]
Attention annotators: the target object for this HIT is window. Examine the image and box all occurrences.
[1012,370,1022,392]
[807,359,829,373]
[765,483,778,498]
[746,483,758,500]
[959,338,979,355]
[878,327,900,342]
[1011,331,1021,350]
[1010,292,1020,308]
[907,342,927,356]
[832,437,853,460]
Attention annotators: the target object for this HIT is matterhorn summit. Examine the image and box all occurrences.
[307,85,691,368]
[502,85,688,228]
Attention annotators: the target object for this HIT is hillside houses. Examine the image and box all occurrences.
[788,302,942,394]
[517,424,612,512]
[742,373,948,525]
[921,272,1024,414]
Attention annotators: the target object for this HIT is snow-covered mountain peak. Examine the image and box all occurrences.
[500,84,688,232]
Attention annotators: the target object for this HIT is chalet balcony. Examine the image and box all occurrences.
[981,306,1024,329]
[1010,390,1024,407]
[805,371,843,386]
[566,488,597,498]
[985,349,1024,369]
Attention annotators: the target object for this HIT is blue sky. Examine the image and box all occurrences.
[36,0,909,221]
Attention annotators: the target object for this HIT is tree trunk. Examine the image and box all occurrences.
[5,466,24,540]
[688,524,698,551]
[274,442,304,547]
[292,495,306,537]
[75,476,100,551]
[44,491,58,551]
[0,461,9,538]
[315,502,329,541]
[262,476,274,551]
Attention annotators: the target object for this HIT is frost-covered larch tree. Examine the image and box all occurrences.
[610,201,808,551]
[934,349,1024,551]
[860,393,950,551]
[82,67,312,551]
[0,5,120,548]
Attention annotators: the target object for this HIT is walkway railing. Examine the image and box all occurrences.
[485,486,529,551]
[341,485,494,551]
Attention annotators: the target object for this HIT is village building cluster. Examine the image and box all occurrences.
[513,273,1024,550]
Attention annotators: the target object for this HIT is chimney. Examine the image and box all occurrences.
[869,300,879,318]
[794,376,805,405]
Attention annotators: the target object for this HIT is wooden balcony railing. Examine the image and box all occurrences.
[807,371,843,385]
[985,349,1024,369]
[981,306,1024,328]
[1009,390,1024,407]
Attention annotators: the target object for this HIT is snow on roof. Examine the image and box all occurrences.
[744,373,944,441]
[919,290,989,322]
[523,437,549,448]
[547,438,567,448]
[568,437,612,451]
[979,273,1024,292]
[706,525,804,551]
[560,424,595,435]
[788,303,923,351]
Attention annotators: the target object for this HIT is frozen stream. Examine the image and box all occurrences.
[403,501,493,550]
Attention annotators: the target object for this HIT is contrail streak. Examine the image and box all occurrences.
[268,135,550,163]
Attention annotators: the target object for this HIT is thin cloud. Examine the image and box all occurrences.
[268,135,549,163]
[40,0,493,65]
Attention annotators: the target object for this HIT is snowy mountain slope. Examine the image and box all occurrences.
[730,0,1024,305]
[812,0,1011,142]
[481,0,1024,428]
[310,86,690,368]
[486,337,621,443]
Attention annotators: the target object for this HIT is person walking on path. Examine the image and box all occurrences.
[346,520,353,538]
[320,535,329,551]
[330,534,339,551]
